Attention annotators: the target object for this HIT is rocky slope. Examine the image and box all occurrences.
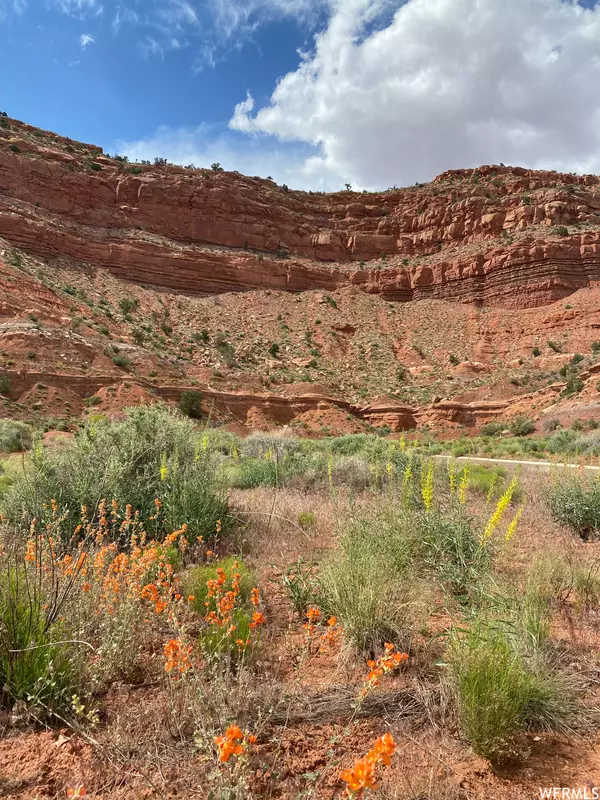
[3,115,600,435]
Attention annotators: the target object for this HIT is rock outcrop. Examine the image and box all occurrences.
[2,118,600,308]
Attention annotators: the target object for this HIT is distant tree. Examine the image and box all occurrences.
[345,183,352,191]
[211,162,224,172]
[178,390,203,419]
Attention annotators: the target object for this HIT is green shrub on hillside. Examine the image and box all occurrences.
[178,389,203,419]
[509,416,535,437]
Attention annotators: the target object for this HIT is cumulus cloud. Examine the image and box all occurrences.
[79,32,94,47]
[230,0,600,188]
[115,125,329,190]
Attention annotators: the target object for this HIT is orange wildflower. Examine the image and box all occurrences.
[214,724,256,763]
[250,587,260,607]
[360,644,408,698]
[340,733,396,798]
[249,611,265,630]
[320,616,341,649]
[163,638,193,677]
[66,787,87,798]
[25,539,36,563]
[302,606,322,636]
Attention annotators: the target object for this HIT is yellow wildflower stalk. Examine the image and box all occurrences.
[505,505,524,542]
[421,461,434,512]
[160,451,168,482]
[448,459,457,494]
[458,466,469,504]
[486,472,499,504]
[481,476,517,545]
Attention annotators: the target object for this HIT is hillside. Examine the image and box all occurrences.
[3,115,600,434]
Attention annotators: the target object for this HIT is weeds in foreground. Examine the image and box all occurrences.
[450,619,576,762]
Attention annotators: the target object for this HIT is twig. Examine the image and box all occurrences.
[9,639,96,653]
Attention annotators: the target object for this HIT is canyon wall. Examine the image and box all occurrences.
[2,120,600,307]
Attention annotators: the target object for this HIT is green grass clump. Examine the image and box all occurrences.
[451,620,575,762]
[320,509,419,653]
[509,416,536,437]
[419,508,490,599]
[467,464,506,498]
[227,457,281,489]
[480,421,505,437]
[0,419,31,452]
[0,564,79,713]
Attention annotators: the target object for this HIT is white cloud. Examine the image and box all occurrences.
[79,32,94,47]
[0,0,26,17]
[113,0,326,65]
[139,36,165,59]
[115,125,331,190]
[55,0,101,15]
[159,0,199,28]
[230,0,600,188]
[112,6,139,33]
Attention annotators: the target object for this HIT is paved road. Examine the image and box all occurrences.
[433,454,600,473]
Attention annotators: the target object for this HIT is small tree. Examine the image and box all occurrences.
[211,162,224,172]
[268,343,280,358]
[345,183,352,191]
[119,298,139,315]
[178,390,203,419]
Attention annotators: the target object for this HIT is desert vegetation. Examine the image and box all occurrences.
[1,407,600,797]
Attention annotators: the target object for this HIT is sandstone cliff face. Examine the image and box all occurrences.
[2,118,600,308]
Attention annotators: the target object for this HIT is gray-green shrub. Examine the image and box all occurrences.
[0,419,31,452]
[547,472,600,537]
[1,405,228,545]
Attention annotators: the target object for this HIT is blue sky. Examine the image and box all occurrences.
[0,1,323,146]
[2,1,600,190]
